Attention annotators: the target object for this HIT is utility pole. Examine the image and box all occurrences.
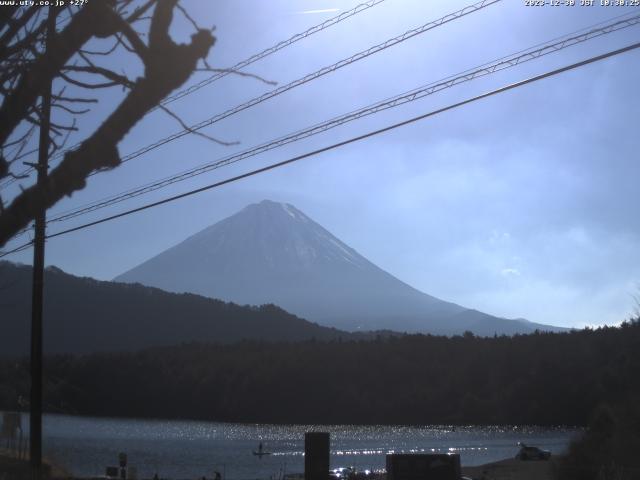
[30,5,55,475]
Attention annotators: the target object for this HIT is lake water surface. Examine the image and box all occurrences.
[21,414,579,479]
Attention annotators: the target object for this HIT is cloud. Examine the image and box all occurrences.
[501,268,521,277]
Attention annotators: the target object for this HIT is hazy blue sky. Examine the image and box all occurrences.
[3,0,640,328]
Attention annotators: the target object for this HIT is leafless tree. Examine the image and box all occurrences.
[0,0,219,247]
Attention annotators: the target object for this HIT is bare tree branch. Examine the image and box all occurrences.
[0,1,121,147]
[62,65,135,88]
[51,95,98,104]
[176,3,200,32]
[196,66,277,86]
[52,103,91,115]
[0,0,216,246]
[126,0,157,23]
[79,38,120,56]
[158,105,239,146]
[58,70,125,90]
[112,14,149,61]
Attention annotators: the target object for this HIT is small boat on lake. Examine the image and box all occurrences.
[253,442,272,457]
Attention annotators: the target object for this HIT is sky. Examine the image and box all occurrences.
[2,0,640,329]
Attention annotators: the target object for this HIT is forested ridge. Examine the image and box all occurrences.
[1,319,638,426]
[0,261,356,355]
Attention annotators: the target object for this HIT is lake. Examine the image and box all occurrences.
[12,413,579,479]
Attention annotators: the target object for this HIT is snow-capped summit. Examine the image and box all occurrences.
[114,200,562,335]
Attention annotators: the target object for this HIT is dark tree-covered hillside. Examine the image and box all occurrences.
[0,261,353,355]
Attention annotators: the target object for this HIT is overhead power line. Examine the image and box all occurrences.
[0,0,389,190]
[2,38,636,260]
[108,0,501,168]
[43,0,500,173]
[41,12,640,227]
[159,0,389,107]
[0,239,34,258]
[2,0,503,243]
[43,42,640,238]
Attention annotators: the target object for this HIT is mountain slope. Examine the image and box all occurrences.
[115,200,564,335]
[0,261,352,356]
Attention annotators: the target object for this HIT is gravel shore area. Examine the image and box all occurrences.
[461,457,557,480]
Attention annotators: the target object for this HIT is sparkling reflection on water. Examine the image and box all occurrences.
[26,413,578,479]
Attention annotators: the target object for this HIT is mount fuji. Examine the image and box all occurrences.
[115,200,563,336]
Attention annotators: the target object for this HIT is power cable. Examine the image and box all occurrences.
[38,0,501,174]
[41,12,640,227]
[32,0,525,225]
[0,241,34,258]
[106,0,501,169]
[0,0,389,190]
[3,40,639,257]
[159,0,389,107]
[3,40,630,252]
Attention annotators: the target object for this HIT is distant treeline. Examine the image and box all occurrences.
[1,319,639,426]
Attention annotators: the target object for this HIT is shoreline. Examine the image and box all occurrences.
[2,409,583,430]
[1,453,559,480]
[461,457,558,480]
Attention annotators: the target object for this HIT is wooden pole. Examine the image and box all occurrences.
[30,5,55,476]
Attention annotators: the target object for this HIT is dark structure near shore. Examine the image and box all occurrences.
[305,432,330,480]
[386,453,461,480]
